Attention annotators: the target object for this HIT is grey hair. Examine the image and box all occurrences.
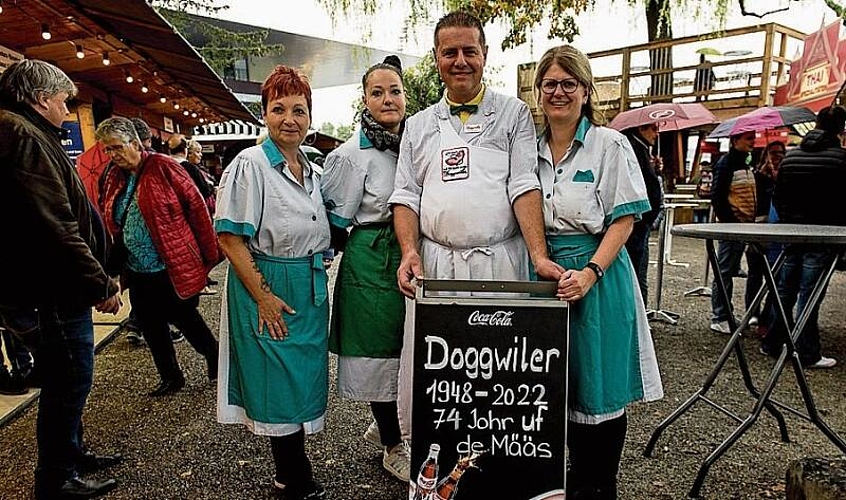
[95,117,140,145]
[187,139,202,153]
[0,59,78,106]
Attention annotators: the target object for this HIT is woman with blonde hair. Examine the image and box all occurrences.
[533,45,664,499]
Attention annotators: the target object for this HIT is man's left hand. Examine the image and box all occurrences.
[534,258,565,282]
[96,294,122,314]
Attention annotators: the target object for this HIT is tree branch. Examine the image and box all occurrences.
[737,0,793,18]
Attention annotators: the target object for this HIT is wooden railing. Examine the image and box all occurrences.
[518,23,807,125]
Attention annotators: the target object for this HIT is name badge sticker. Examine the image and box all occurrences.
[464,123,483,133]
[441,146,470,182]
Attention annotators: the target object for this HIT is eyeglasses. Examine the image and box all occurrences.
[103,143,128,154]
[540,78,580,95]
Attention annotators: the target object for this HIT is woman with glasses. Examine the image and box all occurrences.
[533,45,664,500]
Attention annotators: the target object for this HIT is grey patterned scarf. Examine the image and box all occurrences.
[360,109,404,153]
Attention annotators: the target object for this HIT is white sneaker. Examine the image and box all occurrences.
[362,421,382,449]
[710,321,731,334]
[807,356,837,369]
[382,441,411,482]
[749,316,759,327]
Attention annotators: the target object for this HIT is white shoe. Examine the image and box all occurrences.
[748,316,759,327]
[382,441,411,482]
[710,321,731,334]
[363,421,382,449]
[806,356,837,369]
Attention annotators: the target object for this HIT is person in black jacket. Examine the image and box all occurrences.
[0,59,122,499]
[623,124,663,305]
[760,106,846,368]
[709,131,758,334]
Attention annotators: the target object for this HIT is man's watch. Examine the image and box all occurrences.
[585,261,604,281]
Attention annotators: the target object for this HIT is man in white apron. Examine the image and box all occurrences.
[389,11,563,440]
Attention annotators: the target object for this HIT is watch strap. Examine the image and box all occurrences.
[586,261,604,280]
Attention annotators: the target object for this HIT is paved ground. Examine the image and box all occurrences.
[0,232,845,499]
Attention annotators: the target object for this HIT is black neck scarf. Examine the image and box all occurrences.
[360,109,404,153]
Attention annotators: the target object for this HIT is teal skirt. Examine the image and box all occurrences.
[226,253,329,424]
[329,224,405,357]
[544,234,646,416]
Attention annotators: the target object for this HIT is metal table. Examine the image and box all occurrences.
[643,223,846,497]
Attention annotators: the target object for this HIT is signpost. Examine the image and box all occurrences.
[409,280,568,500]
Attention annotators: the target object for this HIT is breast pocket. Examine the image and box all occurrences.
[554,179,600,225]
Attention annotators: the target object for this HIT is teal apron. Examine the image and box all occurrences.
[329,223,405,357]
[226,253,329,424]
[545,234,646,416]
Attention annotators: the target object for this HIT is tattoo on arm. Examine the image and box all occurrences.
[250,257,272,293]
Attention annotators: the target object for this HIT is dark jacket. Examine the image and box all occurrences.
[774,129,846,226]
[100,152,220,299]
[624,131,662,227]
[0,101,118,310]
[711,148,757,223]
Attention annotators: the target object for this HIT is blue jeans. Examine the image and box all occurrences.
[762,248,835,365]
[625,222,651,306]
[711,240,745,322]
[0,305,94,495]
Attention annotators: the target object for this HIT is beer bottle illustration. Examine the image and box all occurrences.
[413,443,440,500]
[435,452,482,500]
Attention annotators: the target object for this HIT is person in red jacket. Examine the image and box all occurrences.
[97,117,220,397]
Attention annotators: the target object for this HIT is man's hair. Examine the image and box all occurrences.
[815,106,846,136]
[0,59,77,107]
[95,117,140,144]
[167,134,187,155]
[433,11,486,49]
[131,117,152,142]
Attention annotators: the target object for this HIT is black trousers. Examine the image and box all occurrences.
[567,412,627,500]
[127,270,217,382]
[270,430,313,491]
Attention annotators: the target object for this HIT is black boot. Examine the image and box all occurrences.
[148,372,185,397]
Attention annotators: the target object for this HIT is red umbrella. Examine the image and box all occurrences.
[609,103,717,132]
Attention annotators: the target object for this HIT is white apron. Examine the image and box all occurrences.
[397,115,531,438]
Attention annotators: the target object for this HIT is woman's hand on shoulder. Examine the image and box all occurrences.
[256,291,296,340]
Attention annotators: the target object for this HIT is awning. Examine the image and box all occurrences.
[0,0,257,126]
[193,120,265,141]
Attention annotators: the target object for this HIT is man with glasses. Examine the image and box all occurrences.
[622,123,664,305]
[0,59,122,499]
[390,10,562,447]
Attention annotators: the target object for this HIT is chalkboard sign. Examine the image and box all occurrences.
[409,285,568,500]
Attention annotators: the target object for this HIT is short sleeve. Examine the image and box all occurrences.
[506,102,541,203]
[322,150,365,228]
[388,116,423,215]
[214,154,263,238]
[597,135,650,226]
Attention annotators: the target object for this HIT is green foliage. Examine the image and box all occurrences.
[404,53,444,115]
[153,0,284,75]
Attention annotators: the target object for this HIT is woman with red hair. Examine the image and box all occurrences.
[216,65,329,499]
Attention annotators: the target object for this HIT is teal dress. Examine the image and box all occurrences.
[537,119,664,423]
[215,140,331,436]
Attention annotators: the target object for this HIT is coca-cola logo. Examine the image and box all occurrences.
[467,310,514,327]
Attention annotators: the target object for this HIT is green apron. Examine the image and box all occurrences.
[226,253,328,424]
[328,223,405,357]
[545,234,645,416]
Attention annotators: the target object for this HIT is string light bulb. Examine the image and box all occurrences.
[124,71,133,84]
[41,24,51,40]
[0,1,4,15]
[140,83,149,93]
[159,94,167,104]
[172,101,180,110]
[198,117,205,123]
[75,44,84,59]
[183,109,189,116]
[190,112,197,118]
[102,52,110,66]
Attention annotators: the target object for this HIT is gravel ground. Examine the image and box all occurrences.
[1,233,845,500]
